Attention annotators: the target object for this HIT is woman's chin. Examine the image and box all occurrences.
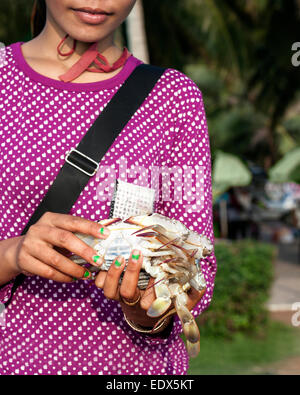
[63,26,109,44]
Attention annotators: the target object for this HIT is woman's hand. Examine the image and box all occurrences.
[94,249,206,330]
[95,250,159,328]
[2,211,110,284]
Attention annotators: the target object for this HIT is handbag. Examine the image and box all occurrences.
[4,63,166,307]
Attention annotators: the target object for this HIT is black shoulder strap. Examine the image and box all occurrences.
[5,63,166,307]
[22,63,165,233]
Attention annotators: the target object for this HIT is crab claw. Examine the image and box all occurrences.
[186,339,200,358]
[135,231,158,238]
[188,248,199,258]
[147,297,172,317]
[131,224,170,239]
[175,302,200,344]
[183,320,200,344]
[98,218,122,226]
[147,283,172,317]
[157,237,182,250]
[189,271,207,292]
[131,225,160,238]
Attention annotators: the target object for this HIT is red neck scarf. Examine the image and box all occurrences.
[57,34,131,82]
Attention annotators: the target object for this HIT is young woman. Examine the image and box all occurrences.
[0,0,217,375]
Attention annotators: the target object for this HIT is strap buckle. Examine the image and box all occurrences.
[65,148,99,177]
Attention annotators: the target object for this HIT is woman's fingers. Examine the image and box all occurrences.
[94,270,107,289]
[119,250,142,302]
[97,256,125,300]
[20,251,74,283]
[15,212,112,283]
[140,277,156,311]
[26,224,101,269]
[95,251,143,303]
[38,211,110,240]
[29,243,92,280]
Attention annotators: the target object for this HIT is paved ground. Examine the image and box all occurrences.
[266,241,300,311]
[270,310,300,326]
[254,356,300,375]
[267,257,300,311]
[269,357,300,375]
[259,311,300,375]
[266,241,300,375]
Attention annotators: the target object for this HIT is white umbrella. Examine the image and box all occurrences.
[212,151,252,238]
[269,147,300,184]
[213,151,252,200]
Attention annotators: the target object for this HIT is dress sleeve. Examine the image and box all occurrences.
[154,72,217,337]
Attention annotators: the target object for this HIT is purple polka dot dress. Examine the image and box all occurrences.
[0,42,217,375]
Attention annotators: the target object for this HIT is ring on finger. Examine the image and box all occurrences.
[120,291,141,306]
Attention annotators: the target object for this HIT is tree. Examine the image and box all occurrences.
[142,0,300,167]
[126,0,149,63]
[0,0,32,44]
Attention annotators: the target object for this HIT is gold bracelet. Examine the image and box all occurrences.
[123,313,171,335]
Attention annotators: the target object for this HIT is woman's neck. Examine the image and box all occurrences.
[21,18,125,83]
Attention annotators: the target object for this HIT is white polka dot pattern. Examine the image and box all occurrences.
[0,42,217,375]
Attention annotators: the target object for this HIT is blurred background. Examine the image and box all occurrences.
[1,0,299,375]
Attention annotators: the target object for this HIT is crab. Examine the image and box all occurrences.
[70,213,213,358]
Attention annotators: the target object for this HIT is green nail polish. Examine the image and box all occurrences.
[72,277,78,282]
[115,259,122,267]
[93,255,101,264]
[83,270,90,278]
[100,227,104,235]
[132,254,140,261]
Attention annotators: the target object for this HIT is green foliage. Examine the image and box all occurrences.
[143,0,300,166]
[0,0,33,44]
[188,321,300,375]
[282,114,300,148]
[198,240,276,338]
[209,105,266,160]
[142,0,202,70]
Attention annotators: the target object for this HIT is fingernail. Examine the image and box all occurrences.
[115,256,124,268]
[99,227,110,237]
[83,270,90,279]
[131,250,140,262]
[92,255,102,267]
[72,277,78,282]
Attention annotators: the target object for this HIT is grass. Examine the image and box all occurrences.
[186,321,300,375]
